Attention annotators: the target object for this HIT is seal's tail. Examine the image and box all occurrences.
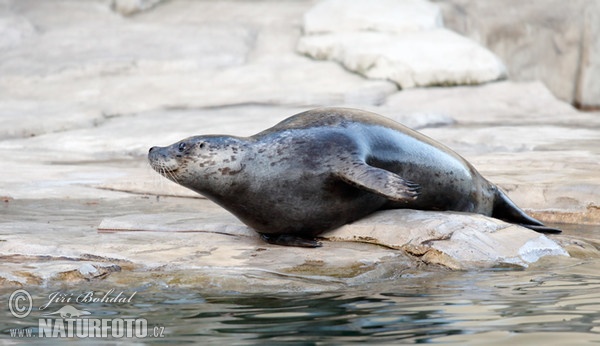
[492,188,562,234]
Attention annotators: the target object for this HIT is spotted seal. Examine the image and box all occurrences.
[148,107,560,247]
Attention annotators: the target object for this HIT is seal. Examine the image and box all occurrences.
[148,107,560,247]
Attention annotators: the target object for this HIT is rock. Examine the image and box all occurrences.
[0,101,104,140]
[110,0,163,16]
[298,0,506,89]
[0,11,36,50]
[0,23,253,77]
[1,197,573,291]
[303,0,443,34]
[326,210,568,269]
[298,29,506,88]
[435,0,600,108]
[0,212,415,291]
[0,0,396,115]
[98,209,569,271]
[0,256,124,286]
[0,0,598,292]
[383,81,593,125]
[577,1,600,108]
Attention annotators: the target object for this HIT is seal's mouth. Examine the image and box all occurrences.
[149,160,181,182]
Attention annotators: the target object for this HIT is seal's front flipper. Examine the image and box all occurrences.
[334,163,420,202]
[493,188,562,234]
[260,234,323,248]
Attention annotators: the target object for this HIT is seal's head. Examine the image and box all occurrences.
[148,135,248,194]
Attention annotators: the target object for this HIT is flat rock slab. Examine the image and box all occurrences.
[1,219,414,292]
[0,0,396,119]
[98,209,568,271]
[1,198,596,292]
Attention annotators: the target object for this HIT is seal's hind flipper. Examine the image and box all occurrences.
[518,224,562,234]
[335,162,420,202]
[260,234,323,248]
[493,188,562,234]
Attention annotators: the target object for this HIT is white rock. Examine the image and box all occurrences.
[327,210,568,269]
[303,0,443,34]
[298,29,506,88]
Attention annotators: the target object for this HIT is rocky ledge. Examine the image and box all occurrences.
[0,0,599,291]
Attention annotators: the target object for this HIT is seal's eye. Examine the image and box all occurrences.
[199,142,205,149]
[178,142,187,152]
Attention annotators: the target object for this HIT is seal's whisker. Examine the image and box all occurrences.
[165,167,180,184]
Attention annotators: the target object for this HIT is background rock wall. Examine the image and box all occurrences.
[435,0,600,109]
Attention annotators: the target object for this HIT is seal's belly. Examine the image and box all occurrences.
[241,174,387,235]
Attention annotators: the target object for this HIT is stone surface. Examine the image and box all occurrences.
[578,1,600,108]
[303,0,443,34]
[0,0,598,291]
[0,0,396,119]
[298,29,506,88]
[0,199,570,289]
[298,0,506,89]
[435,0,600,108]
[0,199,417,290]
[0,101,104,139]
[383,81,582,124]
[327,210,568,269]
[97,209,569,271]
[0,5,36,50]
[111,0,163,16]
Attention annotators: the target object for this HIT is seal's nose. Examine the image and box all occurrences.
[149,146,157,153]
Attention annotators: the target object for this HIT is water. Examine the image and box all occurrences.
[2,198,600,344]
[2,259,600,344]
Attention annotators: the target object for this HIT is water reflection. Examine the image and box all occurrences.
[2,262,600,344]
[166,260,600,343]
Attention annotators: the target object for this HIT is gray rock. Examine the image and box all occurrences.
[435,0,600,108]
[577,1,600,108]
